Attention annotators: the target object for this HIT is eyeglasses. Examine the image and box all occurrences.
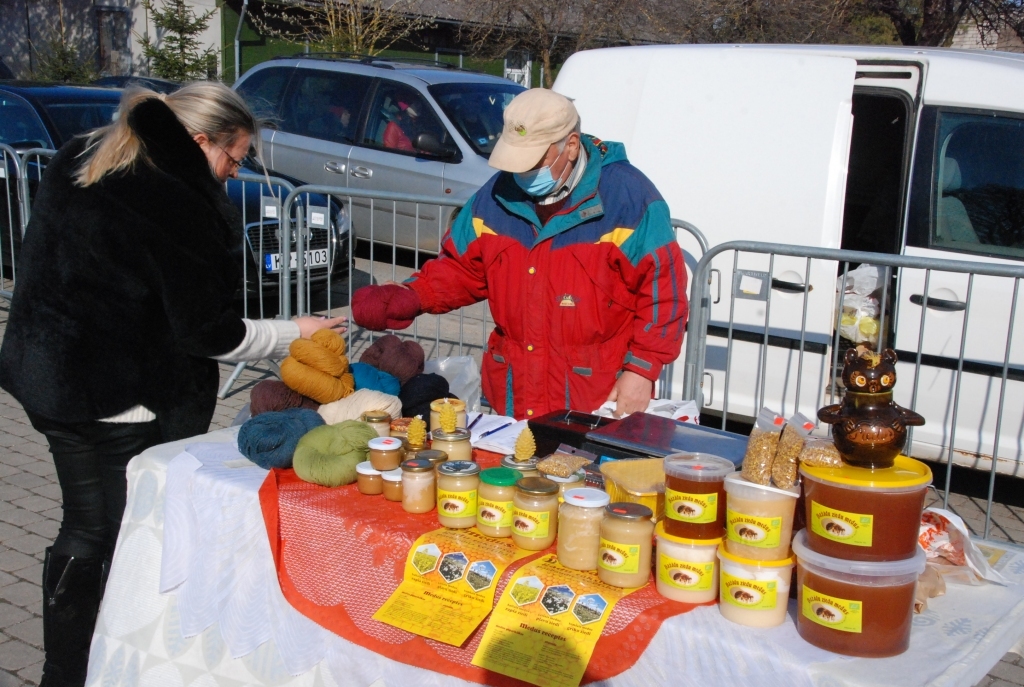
[215,143,245,172]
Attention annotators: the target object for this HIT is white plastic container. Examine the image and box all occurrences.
[723,473,800,561]
[654,522,721,604]
[717,547,794,628]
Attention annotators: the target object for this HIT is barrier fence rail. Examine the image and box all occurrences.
[0,144,23,301]
[681,240,1024,539]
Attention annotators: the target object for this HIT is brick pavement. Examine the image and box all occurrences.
[0,301,1020,686]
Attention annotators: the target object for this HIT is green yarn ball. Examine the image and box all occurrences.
[292,420,380,487]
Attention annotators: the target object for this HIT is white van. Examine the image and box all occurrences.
[554,45,1024,477]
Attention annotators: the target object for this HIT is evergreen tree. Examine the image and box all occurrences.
[138,0,219,81]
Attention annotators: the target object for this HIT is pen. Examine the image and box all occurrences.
[477,421,514,440]
[466,414,483,431]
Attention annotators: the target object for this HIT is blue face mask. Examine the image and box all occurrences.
[513,146,566,197]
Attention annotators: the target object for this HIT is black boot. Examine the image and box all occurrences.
[40,548,105,687]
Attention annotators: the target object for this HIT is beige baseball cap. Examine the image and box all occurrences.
[489,89,579,173]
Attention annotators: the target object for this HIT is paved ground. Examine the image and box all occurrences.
[0,260,1020,686]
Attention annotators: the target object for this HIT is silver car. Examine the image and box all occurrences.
[234,56,525,253]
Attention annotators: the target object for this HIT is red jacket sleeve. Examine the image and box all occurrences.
[406,209,488,314]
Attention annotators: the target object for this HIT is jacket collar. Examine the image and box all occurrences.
[491,135,619,244]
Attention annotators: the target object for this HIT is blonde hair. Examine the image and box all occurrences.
[75,81,263,187]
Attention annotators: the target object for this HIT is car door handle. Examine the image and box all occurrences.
[909,294,967,312]
[771,278,812,293]
[351,166,372,179]
[324,161,345,174]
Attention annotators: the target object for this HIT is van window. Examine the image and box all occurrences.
[236,67,293,122]
[931,111,1024,259]
[280,70,372,144]
[362,80,454,157]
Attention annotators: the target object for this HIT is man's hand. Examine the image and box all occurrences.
[606,370,653,417]
[294,316,347,339]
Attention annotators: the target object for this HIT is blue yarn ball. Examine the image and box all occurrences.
[350,362,401,396]
[237,408,325,470]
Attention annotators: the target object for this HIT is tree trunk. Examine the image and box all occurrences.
[542,48,552,88]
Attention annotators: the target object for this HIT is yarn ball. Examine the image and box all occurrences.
[359,334,425,385]
[280,328,355,404]
[250,380,319,417]
[292,420,379,487]
[318,389,403,424]
[352,283,422,331]
[237,408,325,470]
[350,362,401,396]
[399,373,452,419]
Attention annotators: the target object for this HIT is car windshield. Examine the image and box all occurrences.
[428,82,524,156]
[43,102,118,144]
[0,95,50,147]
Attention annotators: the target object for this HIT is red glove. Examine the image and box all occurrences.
[352,284,422,331]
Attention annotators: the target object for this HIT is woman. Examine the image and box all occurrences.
[0,82,343,687]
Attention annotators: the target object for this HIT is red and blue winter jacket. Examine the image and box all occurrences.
[408,135,688,419]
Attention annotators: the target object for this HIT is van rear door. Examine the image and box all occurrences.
[554,46,857,419]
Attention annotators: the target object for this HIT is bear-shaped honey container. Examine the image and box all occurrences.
[817,348,925,469]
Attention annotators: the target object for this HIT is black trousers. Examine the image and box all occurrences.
[27,413,164,560]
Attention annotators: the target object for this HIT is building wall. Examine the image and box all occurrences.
[952,21,1024,53]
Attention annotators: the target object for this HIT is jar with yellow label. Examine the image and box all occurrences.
[401,459,435,514]
[368,436,405,471]
[557,488,611,571]
[654,522,721,603]
[477,468,519,538]
[417,449,448,472]
[598,503,654,588]
[723,473,800,561]
[718,547,794,628]
[382,468,403,502]
[430,398,467,432]
[430,428,472,463]
[512,477,559,550]
[501,455,539,479]
[436,461,480,528]
[362,411,392,438]
[663,453,735,539]
[355,461,383,496]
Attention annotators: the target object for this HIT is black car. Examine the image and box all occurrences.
[91,75,181,94]
[0,82,348,304]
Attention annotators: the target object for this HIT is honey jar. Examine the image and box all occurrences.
[501,455,539,478]
[598,503,654,588]
[368,436,404,471]
[362,411,392,437]
[417,449,448,472]
[663,453,734,539]
[512,477,559,550]
[723,473,800,561]
[355,461,383,496]
[430,428,472,463]
[654,522,721,604]
[401,459,435,514]
[437,461,480,528]
[382,468,403,502]
[547,471,584,502]
[430,398,467,432]
[477,467,519,538]
[557,488,610,571]
[717,548,794,628]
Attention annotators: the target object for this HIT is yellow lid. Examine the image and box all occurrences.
[717,547,795,568]
[800,455,932,489]
[654,521,722,547]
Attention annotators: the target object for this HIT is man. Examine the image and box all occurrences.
[352,89,687,419]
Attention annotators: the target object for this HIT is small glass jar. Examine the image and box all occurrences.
[436,461,480,528]
[512,477,559,550]
[431,428,472,463]
[356,461,383,496]
[547,471,585,502]
[362,411,392,438]
[477,467,520,538]
[403,439,426,460]
[598,503,655,588]
[368,436,404,471]
[401,459,435,514]
[430,398,467,432]
[557,488,611,571]
[417,449,448,473]
[502,455,540,479]
[382,468,404,502]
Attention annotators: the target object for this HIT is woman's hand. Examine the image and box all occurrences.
[294,316,347,339]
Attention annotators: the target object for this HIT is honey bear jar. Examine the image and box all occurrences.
[817,348,924,469]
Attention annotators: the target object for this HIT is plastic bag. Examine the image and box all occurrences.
[424,356,481,413]
[772,412,814,489]
[918,508,1007,586]
[741,407,784,486]
[591,399,700,424]
[798,437,843,468]
[837,264,884,346]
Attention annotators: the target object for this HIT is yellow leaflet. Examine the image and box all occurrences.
[472,554,638,687]
[372,527,533,646]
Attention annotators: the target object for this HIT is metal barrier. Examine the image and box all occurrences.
[18,148,55,228]
[681,241,1024,538]
[0,145,24,300]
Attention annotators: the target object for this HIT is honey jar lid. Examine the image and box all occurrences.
[430,398,466,411]
[355,461,381,476]
[432,428,471,441]
[717,547,795,568]
[792,530,926,577]
[664,453,736,481]
[368,436,404,451]
[546,471,583,484]
[401,459,434,473]
[516,476,559,495]
[362,411,391,423]
[417,449,448,465]
[480,467,520,486]
[381,468,403,482]
[438,461,480,477]
[605,502,653,520]
[502,455,539,471]
[800,455,932,489]
[562,488,610,508]
[654,521,722,546]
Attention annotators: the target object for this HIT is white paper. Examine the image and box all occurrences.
[591,399,700,423]
[311,211,326,227]
[474,419,528,455]
[263,204,278,218]
[466,412,515,447]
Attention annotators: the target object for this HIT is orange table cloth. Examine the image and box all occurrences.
[258,450,706,686]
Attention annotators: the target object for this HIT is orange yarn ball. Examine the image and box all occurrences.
[280,329,354,404]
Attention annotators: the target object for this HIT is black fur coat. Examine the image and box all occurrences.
[0,98,246,441]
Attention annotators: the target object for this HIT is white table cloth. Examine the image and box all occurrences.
[86,427,1024,687]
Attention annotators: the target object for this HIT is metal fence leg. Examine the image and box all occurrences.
[218,361,249,399]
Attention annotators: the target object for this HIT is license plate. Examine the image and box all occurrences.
[264,249,329,272]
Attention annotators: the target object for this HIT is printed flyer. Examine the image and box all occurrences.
[471,554,637,687]
[373,527,534,646]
